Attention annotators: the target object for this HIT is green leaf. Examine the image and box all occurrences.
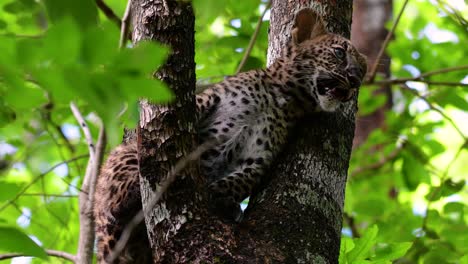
[0,181,23,202]
[358,85,387,115]
[43,0,98,29]
[347,225,378,262]
[372,242,412,262]
[193,0,228,24]
[354,198,386,216]
[0,97,16,127]
[401,152,429,190]
[3,0,37,14]
[119,77,173,103]
[443,202,464,215]
[112,41,170,76]
[422,240,459,264]
[460,254,468,264]
[3,1,24,14]
[43,18,81,65]
[0,19,7,29]
[0,226,48,259]
[437,91,468,110]
[425,179,465,201]
[4,83,47,110]
[81,22,119,66]
[15,37,45,67]
[339,237,355,264]
[32,67,72,101]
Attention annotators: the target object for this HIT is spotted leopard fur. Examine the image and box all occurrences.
[94,8,366,263]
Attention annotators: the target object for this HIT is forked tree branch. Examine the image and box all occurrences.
[72,103,107,264]
[367,0,409,82]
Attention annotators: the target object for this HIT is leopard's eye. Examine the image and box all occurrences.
[334,47,346,59]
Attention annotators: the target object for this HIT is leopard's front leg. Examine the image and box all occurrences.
[208,155,270,222]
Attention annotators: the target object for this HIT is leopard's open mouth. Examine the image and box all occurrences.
[324,87,354,102]
[317,78,353,102]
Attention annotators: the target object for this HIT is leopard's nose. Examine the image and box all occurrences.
[347,74,361,89]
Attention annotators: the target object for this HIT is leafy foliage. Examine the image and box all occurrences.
[0,0,466,263]
[346,1,468,263]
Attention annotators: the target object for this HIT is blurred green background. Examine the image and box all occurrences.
[0,0,466,263]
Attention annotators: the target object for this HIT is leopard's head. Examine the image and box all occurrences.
[289,8,367,112]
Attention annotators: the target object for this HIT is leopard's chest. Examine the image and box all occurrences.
[198,88,291,182]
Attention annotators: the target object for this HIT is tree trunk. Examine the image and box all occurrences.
[131,1,239,262]
[130,0,205,261]
[132,0,355,263]
[352,0,393,146]
[246,1,355,263]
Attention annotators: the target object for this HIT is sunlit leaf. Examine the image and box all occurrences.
[372,242,412,262]
[347,225,378,262]
[0,181,23,202]
[339,237,355,264]
[0,226,48,259]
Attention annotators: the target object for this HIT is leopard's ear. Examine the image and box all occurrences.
[291,8,327,45]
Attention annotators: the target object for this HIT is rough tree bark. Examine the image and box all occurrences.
[352,0,393,146]
[131,1,235,262]
[131,0,356,263]
[246,0,355,263]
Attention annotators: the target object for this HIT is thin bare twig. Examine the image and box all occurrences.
[95,0,121,27]
[0,155,89,212]
[367,0,409,83]
[372,79,468,87]
[420,81,468,87]
[235,0,271,75]
[368,65,468,86]
[76,112,106,264]
[119,0,133,49]
[107,140,216,263]
[22,193,78,198]
[350,142,405,179]
[0,249,76,262]
[417,65,468,78]
[70,102,95,163]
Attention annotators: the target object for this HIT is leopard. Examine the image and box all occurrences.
[94,8,367,263]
